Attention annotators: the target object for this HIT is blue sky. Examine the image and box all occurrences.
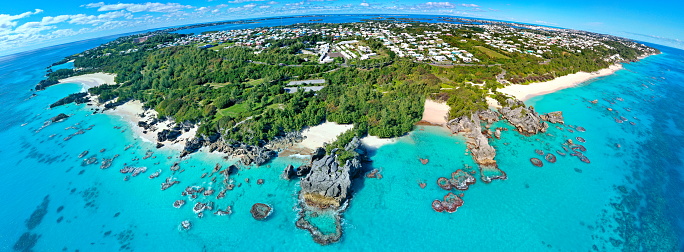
[1,0,683,55]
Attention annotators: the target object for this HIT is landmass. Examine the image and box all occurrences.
[39,16,659,245]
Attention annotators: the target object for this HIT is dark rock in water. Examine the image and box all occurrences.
[365,169,382,179]
[295,212,342,245]
[173,200,185,208]
[250,203,272,220]
[299,139,362,209]
[540,111,564,124]
[180,220,191,231]
[50,113,69,123]
[296,164,312,177]
[433,193,464,213]
[156,143,164,149]
[447,111,506,183]
[530,158,543,167]
[437,177,451,190]
[281,164,296,180]
[545,153,557,163]
[157,129,182,142]
[77,150,89,159]
[49,92,90,108]
[13,232,40,252]
[296,137,364,245]
[499,99,549,136]
[574,168,583,173]
[214,206,232,216]
[26,195,50,230]
[450,169,476,190]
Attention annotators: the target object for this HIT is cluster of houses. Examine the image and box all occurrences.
[146,19,654,65]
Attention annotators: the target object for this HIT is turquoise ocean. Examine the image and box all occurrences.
[0,15,682,251]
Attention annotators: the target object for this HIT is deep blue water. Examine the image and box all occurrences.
[0,15,682,251]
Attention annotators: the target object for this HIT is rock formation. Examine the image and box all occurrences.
[49,92,90,108]
[447,111,506,183]
[296,137,363,245]
[50,113,69,123]
[250,203,272,220]
[181,135,276,166]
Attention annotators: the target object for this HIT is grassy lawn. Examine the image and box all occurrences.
[474,46,510,59]
[218,103,249,118]
[207,82,231,88]
[243,78,265,87]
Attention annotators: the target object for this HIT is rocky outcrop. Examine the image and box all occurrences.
[157,129,182,142]
[181,135,276,165]
[49,92,90,108]
[499,98,564,135]
[264,131,304,151]
[447,111,506,183]
[296,137,363,245]
[540,111,564,124]
[281,164,296,180]
[50,113,69,123]
[250,203,272,220]
[498,100,548,136]
[299,138,362,208]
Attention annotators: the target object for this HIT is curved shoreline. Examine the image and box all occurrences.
[497,64,624,102]
[58,72,117,89]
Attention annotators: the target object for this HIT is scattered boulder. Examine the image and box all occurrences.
[281,164,296,180]
[250,203,272,220]
[157,129,182,142]
[50,113,69,123]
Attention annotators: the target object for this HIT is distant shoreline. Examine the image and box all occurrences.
[497,54,658,102]
[497,64,624,102]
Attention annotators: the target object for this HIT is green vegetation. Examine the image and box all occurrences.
[42,21,654,149]
[474,46,510,59]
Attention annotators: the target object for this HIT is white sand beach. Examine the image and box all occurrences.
[497,64,623,102]
[103,100,196,150]
[58,72,117,89]
[419,99,450,126]
[360,135,396,151]
[299,121,353,150]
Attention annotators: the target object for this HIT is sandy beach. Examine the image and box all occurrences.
[497,64,623,102]
[103,100,197,151]
[418,99,450,126]
[58,72,117,89]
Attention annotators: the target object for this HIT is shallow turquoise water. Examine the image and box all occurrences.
[1,20,682,251]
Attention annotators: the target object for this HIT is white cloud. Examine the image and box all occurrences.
[40,15,71,25]
[243,4,257,8]
[360,2,370,7]
[422,2,455,8]
[83,2,105,8]
[0,9,43,30]
[84,2,193,13]
[460,3,479,7]
[267,1,279,4]
[259,5,271,8]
